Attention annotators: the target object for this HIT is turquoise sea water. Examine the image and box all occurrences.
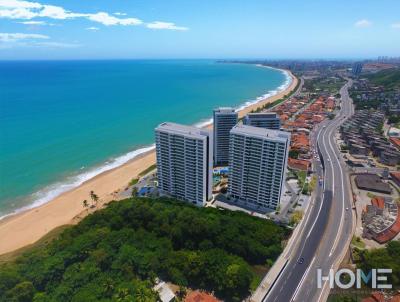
[0,60,289,218]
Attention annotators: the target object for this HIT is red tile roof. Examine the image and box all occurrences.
[185,291,220,302]
[362,291,385,302]
[375,204,400,244]
[371,196,385,209]
[288,158,310,171]
[390,137,400,150]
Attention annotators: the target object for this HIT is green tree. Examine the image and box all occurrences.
[82,200,89,211]
[89,191,99,208]
[6,282,35,302]
[114,288,131,302]
[132,187,138,197]
[102,278,114,298]
[176,286,187,301]
[289,149,300,159]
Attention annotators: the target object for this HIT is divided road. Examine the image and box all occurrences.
[263,80,354,302]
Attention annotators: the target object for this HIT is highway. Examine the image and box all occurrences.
[263,79,354,302]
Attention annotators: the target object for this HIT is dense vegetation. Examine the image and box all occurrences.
[366,68,400,90]
[358,240,400,287]
[0,197,288,302]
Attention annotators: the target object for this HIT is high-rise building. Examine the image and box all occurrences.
[243,112,281,130]
[213,107,238,166]
[352,62,363,76]
[155,122,213,206]
[228,125,290,210]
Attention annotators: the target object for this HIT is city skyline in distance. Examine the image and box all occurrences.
[0,0,400,60]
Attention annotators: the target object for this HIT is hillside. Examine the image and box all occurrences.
[0,197,288,302]
[366,68,400,89]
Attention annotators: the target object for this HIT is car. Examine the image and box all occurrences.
[298,257,304,264]
[345,207,349,211]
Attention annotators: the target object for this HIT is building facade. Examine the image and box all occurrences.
[243,112,281,130]
[155,122,213,206]
[352,62,363,76]
[228,125,290,210]
[213,107,238,166]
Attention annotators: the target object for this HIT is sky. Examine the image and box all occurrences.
[0,0,399,60]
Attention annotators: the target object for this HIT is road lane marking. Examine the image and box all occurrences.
[307,126,333,239]
[328,95,349,257]
[291,256,316,301]
[317,279,329,302]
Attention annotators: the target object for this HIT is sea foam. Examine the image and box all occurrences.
[0,65,292,221]
[0,145,155,220]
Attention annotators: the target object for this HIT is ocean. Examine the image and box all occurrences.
[0,60,289,219]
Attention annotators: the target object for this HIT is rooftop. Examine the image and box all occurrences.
[156,122,211,139]
[230,124,290,142]
[214,107,236,114]
[355,174,392,194]
[185,291,220,302]
[246,112,279,118]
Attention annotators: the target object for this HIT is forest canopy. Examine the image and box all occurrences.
[0,197,288,302]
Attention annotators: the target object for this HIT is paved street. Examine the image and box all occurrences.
[261,80,355,302]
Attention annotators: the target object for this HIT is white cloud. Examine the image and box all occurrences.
[0,0,41,9]
[146,21,188,31]
[0,0,187,30]
[34,41,80,48]
[87,12,142,26]
[86,26,99,31]
[0,32,81,48]
[18,20,45,24]
[354,19,372,28]
[0,32,48,41]
[0,7,38,18]
[392,23,400,29]
[38,4,85,19]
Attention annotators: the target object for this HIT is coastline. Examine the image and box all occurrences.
[0,68,298,256]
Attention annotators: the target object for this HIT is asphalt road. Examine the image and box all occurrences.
[263,80,354,302]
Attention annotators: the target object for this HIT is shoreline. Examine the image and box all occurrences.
[0,68,298,256]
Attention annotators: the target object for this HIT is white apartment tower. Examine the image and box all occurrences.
[155,122,213,206]
[228,125,290,210]
[243,112,281,130]
[213,107,238,166]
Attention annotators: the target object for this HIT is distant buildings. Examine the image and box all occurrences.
[352,62,363,76]
[155,122,213,206]
[213,107,238,166]
[228,125,290,210]
[243,112,281,130]
[340,110,400,165]
[362,196,400,244]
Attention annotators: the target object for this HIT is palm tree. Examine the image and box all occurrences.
[82,199,89,211]
[90,190,99,208]
[176,286,187,301]
[114,288,131,302]
[134,287,149,302]
[103,278,114,297]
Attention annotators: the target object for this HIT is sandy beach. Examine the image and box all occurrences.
[0,69,298,256]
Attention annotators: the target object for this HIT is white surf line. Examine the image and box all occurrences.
[291,256,316,301]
